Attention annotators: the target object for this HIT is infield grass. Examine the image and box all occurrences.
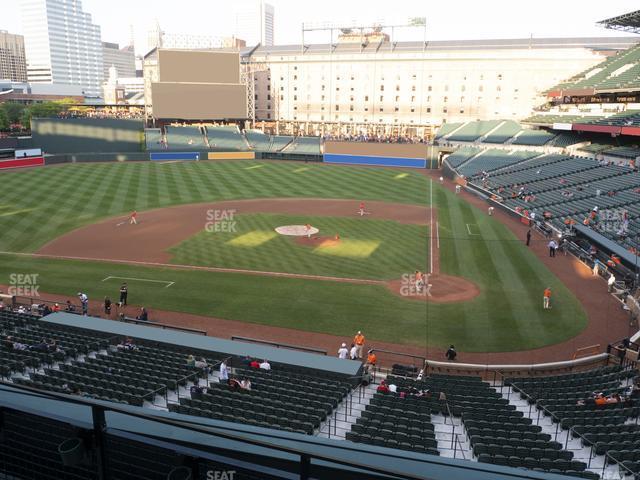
[0,160,588,352]
[169,213,428,280]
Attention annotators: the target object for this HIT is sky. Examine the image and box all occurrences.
[1,0,639,55]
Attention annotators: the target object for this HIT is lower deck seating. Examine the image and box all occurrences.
[170,366,351,435]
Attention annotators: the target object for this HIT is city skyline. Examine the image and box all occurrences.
[2,1,639,57]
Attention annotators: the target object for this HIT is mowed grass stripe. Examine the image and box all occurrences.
[467,206,531,348]
[169,213,427,280]
[3,163,107,251]
[433,186,496,348]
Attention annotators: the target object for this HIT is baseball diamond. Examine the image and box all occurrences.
[2,10,640,478]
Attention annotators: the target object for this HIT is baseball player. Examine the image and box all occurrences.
[129,210,138,225]
[415,270,424,293]
[359,202,365,216]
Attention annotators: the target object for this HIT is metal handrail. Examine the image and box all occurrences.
[230,336,327,355]
[0,381,461,480]
[121,316,206,335]
[453,433,466,460]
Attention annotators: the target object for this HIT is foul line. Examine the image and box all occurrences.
[0,251,384,286]
[466,223,480,236]
[436,221,440,249]
[429,178,433,274]
[101,275,174,288]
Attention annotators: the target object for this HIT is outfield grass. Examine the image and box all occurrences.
[169,213,428,280]
[429,185,587,350]
[0,161,428,252]
[0,252,429,347]
[0,161,588,352]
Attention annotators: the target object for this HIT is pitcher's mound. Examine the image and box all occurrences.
[387,274,481,303]
[275,225,319,236]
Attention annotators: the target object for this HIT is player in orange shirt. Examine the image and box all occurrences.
[353,331,365,359]
[415,270,425,293]
[543,287,552,309]
[366,349,377,366]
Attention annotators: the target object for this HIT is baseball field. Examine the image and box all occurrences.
[0,160,588,352]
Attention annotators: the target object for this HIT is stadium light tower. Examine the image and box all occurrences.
[300,18,427,54]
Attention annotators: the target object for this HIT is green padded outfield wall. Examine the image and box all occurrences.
[31,118,144,153]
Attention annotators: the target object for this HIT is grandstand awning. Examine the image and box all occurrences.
[573,224,640,270]
[598,10,640,34]
[43,312,363,377]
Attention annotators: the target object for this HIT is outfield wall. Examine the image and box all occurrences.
[32,118,144,153]
[150,151,200,161]
[208,151,255,160]
[323,141,429,168]
[0,157,44,170]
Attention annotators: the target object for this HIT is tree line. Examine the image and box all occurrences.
[0,99,77,132]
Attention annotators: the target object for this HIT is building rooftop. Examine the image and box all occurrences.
[242,36,640,58]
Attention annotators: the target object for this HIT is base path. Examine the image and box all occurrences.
[37,198,430,264]
[35,197,479,303]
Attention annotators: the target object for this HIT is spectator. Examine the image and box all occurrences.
[439,391,447,401]
[445,345,457,361]
[136,307,148,321]
[366,349,377,366]
[77,292,88,315]
[338,342,349,359]
[249,358,260,369]
[219,360,229,383]
[65,300,76,313]
[241,355,252,367]
[349,343,358,360]
[104,297,112,315]
[41,304,52,317]
[186,354,196,368]
[52,303,60,313]
[353,331,365,358]
[259,359,271,370]
[119,283,128,306]
[194,357,209,372]
[388,383,398,393]
[376,380,390,393]
[548,239,558,257]
[117,337,137,351]
[190,384,206,396]
[608,273,616,293]
[241,378,252,390]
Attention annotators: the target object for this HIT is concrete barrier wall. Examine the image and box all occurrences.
[149,151,200,161]
[45,153,150,164]
[324,153,426,168]
[0,157,44,170]
[324,141,428,159]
